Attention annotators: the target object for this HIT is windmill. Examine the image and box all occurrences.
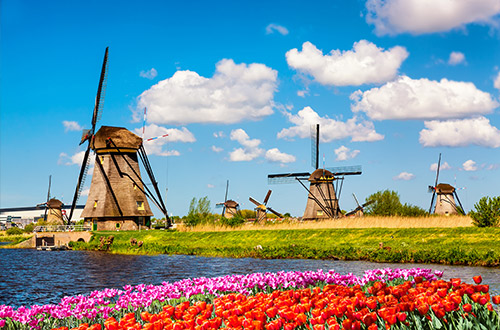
[216,180,240,218]
[67,47,170,230]
[249,190,282,223]
[268,124,362,220]
[36,175,65,224]
[345,193,373,217]
[428,153,465,215]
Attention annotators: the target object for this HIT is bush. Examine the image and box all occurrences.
[184,196,214,227]
[470,196,500,227]
[400,203,428,217]
[23,223,35,233]
[220,215,245,227]
[365,190,402,216]
[6,227,24,235]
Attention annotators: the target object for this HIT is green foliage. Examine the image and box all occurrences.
[219,215,245,227]
[283,212,291,218]
[365,190,426,216]
[23,223,35,233]
[239,209,256,219]
[365,190,402,216]
[470,196,500,227]
[6,227,24,235]
[400,203,428,217]
[184,196,214,226]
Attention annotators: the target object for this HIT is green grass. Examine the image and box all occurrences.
[69,227,500,266]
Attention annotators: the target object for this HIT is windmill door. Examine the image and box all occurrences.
[92,219,97,231]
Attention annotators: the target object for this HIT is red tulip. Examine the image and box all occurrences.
[492,295,500,305]
[473,276,482,284]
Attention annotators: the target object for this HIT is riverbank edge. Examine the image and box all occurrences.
[64,227,500,267]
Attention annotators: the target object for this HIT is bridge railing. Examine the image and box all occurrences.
[34,225,92,232]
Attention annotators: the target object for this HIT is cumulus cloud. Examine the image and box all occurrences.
[420,117,500,148]
[63,121,82,132]
[393,172,415,181]
[136,124,195,156]
[495,71,500,90]
[265,148,296,163]
[351,76,498,120]
[80,187,90,197]
[211,145,223,153]
[334,146,360,161]
[265,23,289,35]
[463,160,478,171]
[58,151,95,176]
[277,107,383,142]
[213,131,225,138]
[140,68,158,79]
[229,129,264,162]
[136,59,277,125]
[448,52,466,65]
[430,162,451,171]
[286,40,408,86]
[366,0,500,35]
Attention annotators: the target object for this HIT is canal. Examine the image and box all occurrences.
[1,248,499,307]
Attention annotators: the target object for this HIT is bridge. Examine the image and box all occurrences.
[17,225,93,249]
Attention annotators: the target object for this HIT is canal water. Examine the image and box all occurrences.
[1,248,499,307]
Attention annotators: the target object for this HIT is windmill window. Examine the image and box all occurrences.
[100,156,104,164]
[137,201,144,210]
[133,184,137,190]
[93,201,98,208]
[317,210,324,216]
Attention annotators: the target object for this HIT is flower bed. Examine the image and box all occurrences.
[0,268,498,330]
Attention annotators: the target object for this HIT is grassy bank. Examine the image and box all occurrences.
[70,223,500,266]
[0,232,33,244]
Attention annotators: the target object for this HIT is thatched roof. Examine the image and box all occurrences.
[47,198,63,209]
[436,183,455,194]
[225,200,239,208]
[92,126,142,151]
[308,169,334,182]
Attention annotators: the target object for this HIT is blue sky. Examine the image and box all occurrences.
[1,0,500,218]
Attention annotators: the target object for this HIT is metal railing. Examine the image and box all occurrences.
[34,225,92,232]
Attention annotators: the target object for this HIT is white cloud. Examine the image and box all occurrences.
[58,151,95,176]
[448,52,466,65]
[265,23,289,35]
[393,172,415,181]
[494,71,500,90]
[430,162,451,171]
[229,147,263,162]
[265,148,296,163]
[334,146,360,161]
[211,145,223,153]
[81,187,90,197]
[229,129,264,162]
[213,131,225,138]
[207,184,215,188]
[366,0,500,35]
[63,121,82,132]
[136,59,277,125]
[286,40,408,86]
[140,68,158,79]
[351,76,498,120]
[420,117,500,148]
[463,160,478,171]
[136,124,195,156]
[277,106,384,142]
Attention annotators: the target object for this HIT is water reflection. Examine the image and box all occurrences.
[0,248,499,307]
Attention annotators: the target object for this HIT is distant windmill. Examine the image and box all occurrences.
[268,124,362,220]
[428,153,465,215]
[216,180,240,218]
[67,47,170,230]
[249,190,282,223]
[345,193,374,217]
[36,175,65,224]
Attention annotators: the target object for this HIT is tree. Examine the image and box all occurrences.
[184,196,214,226]
[364,190,402,216]
[470,196,500,227]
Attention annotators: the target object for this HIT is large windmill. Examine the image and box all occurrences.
[268,124,361,220]
[216,180,240,218]
[67,47,170,230]
[428,153,465,215]
[249,190,282,223]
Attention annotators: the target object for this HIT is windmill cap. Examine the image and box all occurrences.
[225,200,239,207]
[309,168,334,182]
[93,126,142,151]
[47,198,64,209]
[436,183,455,193]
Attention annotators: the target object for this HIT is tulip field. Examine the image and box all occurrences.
[0,268,499,330]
